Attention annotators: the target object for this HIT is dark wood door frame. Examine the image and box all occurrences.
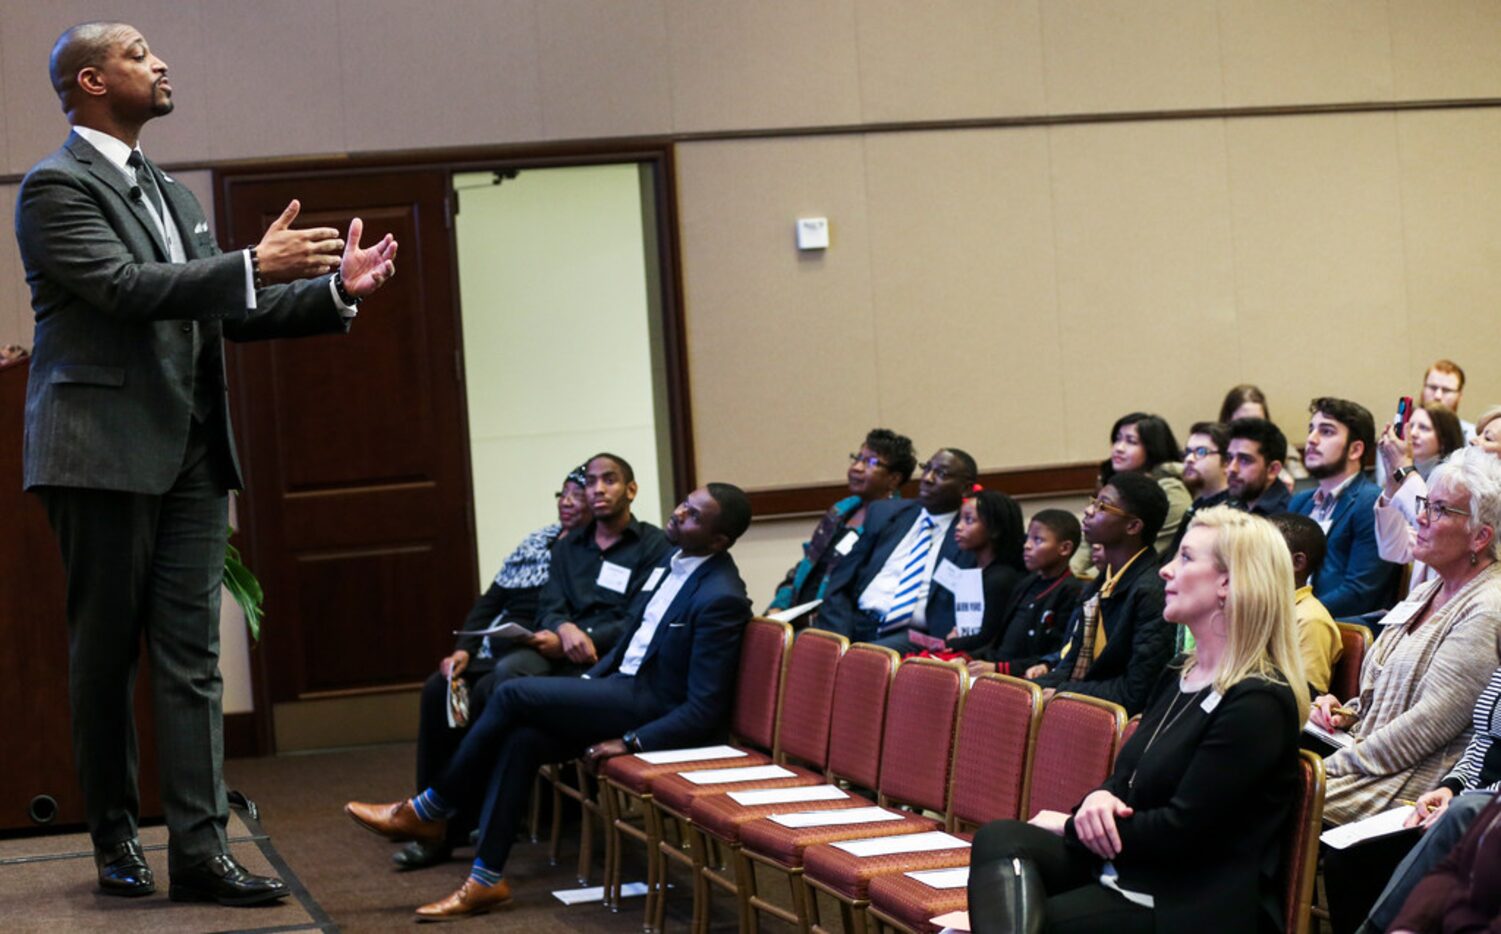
[212,140,694,756]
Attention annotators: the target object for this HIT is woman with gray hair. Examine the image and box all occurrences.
[1311,446,1501,930]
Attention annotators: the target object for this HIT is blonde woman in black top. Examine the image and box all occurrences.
[968,507,1308,933]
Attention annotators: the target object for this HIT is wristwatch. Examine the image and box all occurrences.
[622,731,643,754]
[1392,465,1417,485]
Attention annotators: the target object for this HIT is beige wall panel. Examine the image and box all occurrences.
[1048,119,1237,457]
[863,128,1063,468]
[197,0,345,160]
[0,185,28,349]
[1040,1,1224,114]
[537,0,673,140]
[1396,109,1501,415]
[1225,112,1409,427]
[675,137,878,488]
[1389,0,1501,101]
[1217,0,1393,106]
[3,4,215,173]
[664,0,862,133]
[854,0,1046,123]
[336,0,542,153]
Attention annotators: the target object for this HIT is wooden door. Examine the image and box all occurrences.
[216,169,476,747]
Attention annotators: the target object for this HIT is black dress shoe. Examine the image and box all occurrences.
[392,839,453,870]
[96,839,155,897]
[169,854,289,906]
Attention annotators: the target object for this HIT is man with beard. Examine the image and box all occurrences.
[345,484,754,919]
[1225,417,1292,516]
[814,447,978,646]
[1291,397,1399,617]
[1164,421,1231,558]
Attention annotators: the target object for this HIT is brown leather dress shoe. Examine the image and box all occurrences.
[344,799,446,845]
[415,877,513,921]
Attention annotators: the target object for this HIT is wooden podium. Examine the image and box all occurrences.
[0,358,161,834]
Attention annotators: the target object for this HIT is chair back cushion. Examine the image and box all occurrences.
[948,674,1040,827]
[731,618,792,751]
[826,644,899,790]
[877,658,965,812]
[1025,693,1124,817]
[1332,622,1371,701]
[1282,750,1326,934]
[776,629,847,766]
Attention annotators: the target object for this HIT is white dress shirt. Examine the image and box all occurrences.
[856,508,957,627]
[71,126,355,316]
[618,550,710,676]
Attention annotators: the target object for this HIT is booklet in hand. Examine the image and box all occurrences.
[455,620,533,642]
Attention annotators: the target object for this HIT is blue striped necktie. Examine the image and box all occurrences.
[880,515,935,633]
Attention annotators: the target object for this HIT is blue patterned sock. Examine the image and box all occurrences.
[469,858,502,888]
[411,788,455,822]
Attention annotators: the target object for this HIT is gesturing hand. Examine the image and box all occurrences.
[254,199,343,283]
[1074,790,1133,860]
[338,216,398,298]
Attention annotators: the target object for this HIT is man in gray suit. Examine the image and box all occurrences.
[15,22,398,906]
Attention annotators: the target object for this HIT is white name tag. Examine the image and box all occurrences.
[932,558,962,593]
[597,561,631,594]
[642,566,666,593]
[1200,690,1223,714]
[833,530,859,556]
[952,568,985,636]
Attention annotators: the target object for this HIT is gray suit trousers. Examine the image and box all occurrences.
[39,415,234,872]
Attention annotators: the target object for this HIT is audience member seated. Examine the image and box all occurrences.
[936,489,1027,656]
[1267,512,1343,696]
[815,447,978,647]
[1100,412,1192,557]
[1033,471,1173,716]
[1292,397,1400,618]
[1471,406,1501,456]
[1345,666,1501,934]
[1386,790,1501,934]
[967,507,1306,933]
[1163,421,1231,558]
[766,428,915,616]
[345,484,756,920]
[401,467,591,868]
[1377,405,1475,597]
[1225,416,1292,516]
[1310,447,1501,827]
[1419,358,1474,438]
[964,509,1085,679]
[0,343,28,366]
[1221,382,1305,488]
[515,453,671,679]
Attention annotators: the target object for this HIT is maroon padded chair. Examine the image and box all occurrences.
[1120,713,1142,747]
[738,657,968,931]
[1332,622,1371,703]
[1284,750,1326,934]
[802,674,1044,934]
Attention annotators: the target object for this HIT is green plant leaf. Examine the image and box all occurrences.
[225,527,265,642]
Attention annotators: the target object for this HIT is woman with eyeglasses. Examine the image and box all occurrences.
[766,428,915,616]
[1308,447,1501,931]
[1374,404,1471,597]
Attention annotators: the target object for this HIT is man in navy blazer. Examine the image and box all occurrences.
[346,483,754,919]
[16,23,397,907]
[816,447,978,646]
[1290,397,1399,617]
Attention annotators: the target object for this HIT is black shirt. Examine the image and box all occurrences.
[971,570,1086,673]
[535,516,672,655]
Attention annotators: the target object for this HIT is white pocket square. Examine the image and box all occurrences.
[668,622,687,628]
[193,221,209,234]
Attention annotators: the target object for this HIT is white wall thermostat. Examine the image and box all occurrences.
[796,217,829,251]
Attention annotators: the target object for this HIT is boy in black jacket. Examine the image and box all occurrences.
[965,509,1085,679]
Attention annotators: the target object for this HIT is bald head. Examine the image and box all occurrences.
[50,22,131,111]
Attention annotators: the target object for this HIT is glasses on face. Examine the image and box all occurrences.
[556,489,587,503]
[1424,382,1460,398]
[1415,496,1471,522]
[918,460,955,482]
[1085,497,1135,519]
[1183,446,1219,460]
[848,452,890,471]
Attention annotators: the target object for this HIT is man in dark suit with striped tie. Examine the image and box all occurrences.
[15,22,397,906]
[815,447,978,646]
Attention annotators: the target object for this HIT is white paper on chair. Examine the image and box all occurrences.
[680,764,795,785]
[768,806,900,828]
[634,745,748,765]
[767,599,822,623]
[932,909,972,932]
[833,831,967,857]
[1320,805,1415,850]
[727,785,848,806]
[1303,719,1354,749]
[905,866,970,889]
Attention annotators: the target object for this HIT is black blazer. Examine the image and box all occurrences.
[588,550,753,751]
[16,132,347,494]
[816,499,973,643]
[1067,666,1302,933]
